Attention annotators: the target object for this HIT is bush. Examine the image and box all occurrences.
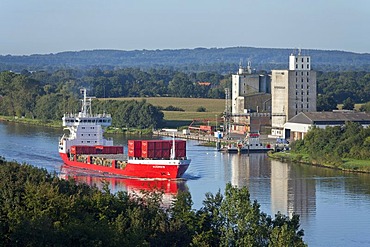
[196,106,206,112]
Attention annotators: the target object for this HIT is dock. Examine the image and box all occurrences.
[153,130,223,143]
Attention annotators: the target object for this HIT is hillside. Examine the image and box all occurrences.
[1,47,370,73]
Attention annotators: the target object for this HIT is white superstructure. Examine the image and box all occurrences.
[58,89,113,154]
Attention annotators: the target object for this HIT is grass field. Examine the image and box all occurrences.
[105,97,225,127]
[105,97,225,112]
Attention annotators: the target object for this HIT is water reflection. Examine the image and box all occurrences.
[226,153,316,219]
[270,159,316,218]
[60,164,188,206]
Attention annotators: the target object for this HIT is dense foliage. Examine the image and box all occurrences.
[291,122,370,164]
[0,71,164,128]
[316,71,370,110]
[0,159,306,246]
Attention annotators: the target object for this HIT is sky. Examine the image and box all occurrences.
[1,0,369,55]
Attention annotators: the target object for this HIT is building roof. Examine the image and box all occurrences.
[288,111,370,125]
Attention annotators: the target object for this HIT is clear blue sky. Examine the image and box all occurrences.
[1,0,369,55]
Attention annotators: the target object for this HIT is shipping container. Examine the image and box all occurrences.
[128,149,142,157]
[142,149,155,158]
[142,140,156,150]
[128,140,142,149]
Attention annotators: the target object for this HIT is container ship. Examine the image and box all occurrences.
[58,89,190,179]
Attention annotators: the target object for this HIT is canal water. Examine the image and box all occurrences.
[0,121,369,246]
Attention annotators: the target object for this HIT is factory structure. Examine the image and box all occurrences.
[229,50,317,138]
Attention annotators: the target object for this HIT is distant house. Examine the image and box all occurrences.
[283,111,370,140]
[197,82,211,86]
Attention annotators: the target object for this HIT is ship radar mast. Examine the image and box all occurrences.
[79,88,95,117]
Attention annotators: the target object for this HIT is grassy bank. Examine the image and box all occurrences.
[105,97,225,129]
[0,116,61,128]
[105,97,225,112]
[268,151,370,173]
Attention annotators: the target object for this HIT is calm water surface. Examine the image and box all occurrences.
[1,121,370,246]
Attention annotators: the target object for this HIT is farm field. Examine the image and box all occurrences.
[105,97,225,112]
[104,97,225,128]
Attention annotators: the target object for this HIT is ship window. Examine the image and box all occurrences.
[307,58,309,62]
[296,64,298,69]
[91,127,94,129]
[82,127,85,129]
[302,58,304,62]
[87,141,90,143]
[88,134,90,136]
[307,64,309,69]
[95,141,97,143]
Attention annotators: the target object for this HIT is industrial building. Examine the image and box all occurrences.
[270,51,317,138]
[230,61,271,134]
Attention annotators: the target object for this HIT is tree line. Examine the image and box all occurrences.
[291,122,370,165]
[1,69,370,125]
[0,71,164,128]
[0,158,306,246]
[1,47,369,73]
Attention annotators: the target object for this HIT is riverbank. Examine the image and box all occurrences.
[0,115,150,135]
[0,116,61,128]
[268,151,370,173]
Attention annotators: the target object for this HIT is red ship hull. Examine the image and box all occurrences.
[59,153,189,179]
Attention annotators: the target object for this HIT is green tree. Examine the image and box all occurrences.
[342,97,355,110]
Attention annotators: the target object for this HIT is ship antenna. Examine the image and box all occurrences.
[170,132,176,160]
[80,88,87,116]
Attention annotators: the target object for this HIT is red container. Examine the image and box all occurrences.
[142,141,155,150]
[128,149,141,157]
[154,149,163,158]
[142,149,155,158]
[162,141,171,149]
[155,141,163,149]
[162,150,171,158]
[175,140,186,150]
[128,140,142,149]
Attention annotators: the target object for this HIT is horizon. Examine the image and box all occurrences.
[1,1,369,56]
[1,46,369,57]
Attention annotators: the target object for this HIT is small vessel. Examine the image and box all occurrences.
[58,89,190,179]
[219,132,273,153]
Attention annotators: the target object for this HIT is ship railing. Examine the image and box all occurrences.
[63,113,111,118]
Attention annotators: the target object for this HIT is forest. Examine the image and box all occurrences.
[1,47,370,73]
[1,69,370,128]
[290,122,370,166]
[0,159,307,246]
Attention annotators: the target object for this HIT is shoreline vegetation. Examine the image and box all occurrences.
[268,151,370,173]
[0,159,307,246]
[0,115,152,135]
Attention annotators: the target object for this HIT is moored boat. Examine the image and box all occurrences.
[58,89,190,179]
[219,132,273,153]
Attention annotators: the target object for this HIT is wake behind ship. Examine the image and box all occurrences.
[58,89,190,179]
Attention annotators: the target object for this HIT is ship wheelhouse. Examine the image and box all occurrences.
[58,89,113,154]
